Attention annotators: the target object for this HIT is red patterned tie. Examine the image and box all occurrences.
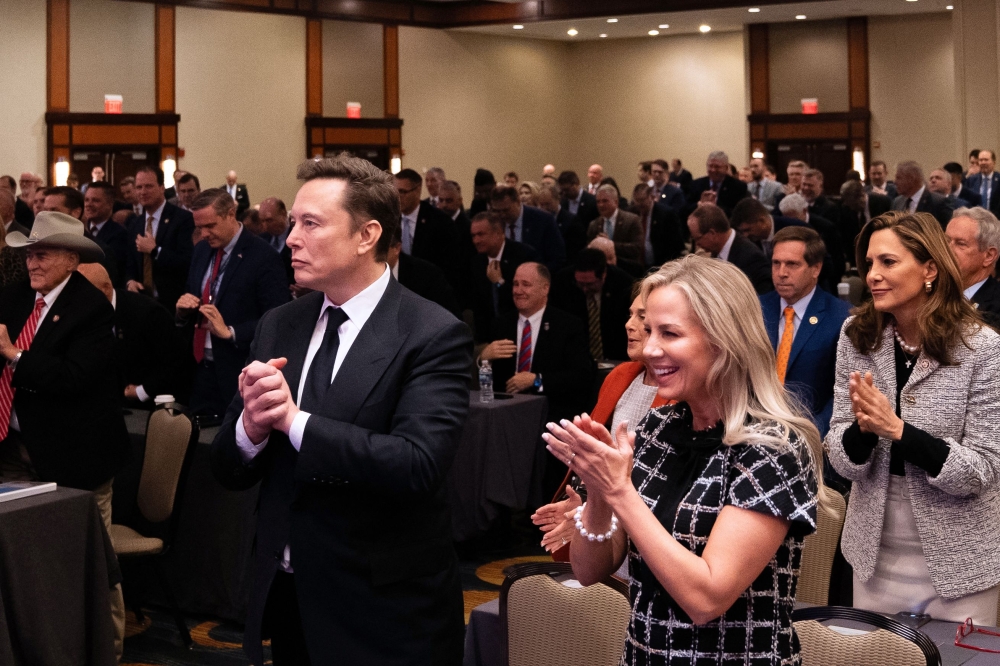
[517,320,532,373]
[0,297,46,440]
[193,250,223,363]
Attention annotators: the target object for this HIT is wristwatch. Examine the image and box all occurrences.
[533,373,543,390]
[7,350,22,371]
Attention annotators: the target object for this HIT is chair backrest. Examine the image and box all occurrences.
[137,406,197,525]
[792,606,941,666]
[500,562,630,666]
[797,486,846,605]
[843,275,864,306]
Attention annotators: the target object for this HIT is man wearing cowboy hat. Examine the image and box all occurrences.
[0,211,130,659]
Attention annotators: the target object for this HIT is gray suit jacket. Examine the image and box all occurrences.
[826,319,1000,598]
[586,209,644,264]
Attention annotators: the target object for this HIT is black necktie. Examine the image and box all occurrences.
[300,306,351,413]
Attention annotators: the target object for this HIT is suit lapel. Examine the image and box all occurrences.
[156,205,172,244]
[531,309,552,371]
[32,274,81,350]
[214,232,250,305]
[786,293,826,369]
[762,294,779,349]
[282,293,325,403]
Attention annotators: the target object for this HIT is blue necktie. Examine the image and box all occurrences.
[604,218,614,238]
[401,216,413,255]
[983,177,992,206]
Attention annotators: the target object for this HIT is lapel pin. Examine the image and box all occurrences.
[809,316,818,325]
[544,322,550,331]
[238,253,243,259]
[52,315,60,323]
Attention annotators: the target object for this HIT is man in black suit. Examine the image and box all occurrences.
[223,170,251,218]
[396,169,460,288]
[0,176,33,229]
[387,226,459,316]
[631,183,683,266]
[467,212,536,342]
[177,189,290,418]
[550,248,634,361]
[668,158,693,195]
[944,162,982,208]
[176,172,201,212]
[800,169,841,223]
[684,151,749,219]
[651,159,685,215]
[0,189,29,239]
[468,168,495,218]
[965,150,1000,217]
[125,165,195,309]
[0,212,129,657]
[489,185,566,273]
[83,182,129,286]
[258,197,293,285]
[44,185,122,287]
[866,160,898,199]
[946,206,1000,325]
[558,170,598,226]
[537,182,586,263]
[211,156,471,666]
[688,203,772,294]
[838,180,890,265]
[731,197,806,258]
[422,167,446,208]
[891,161,954,229]
[778,192,845,292]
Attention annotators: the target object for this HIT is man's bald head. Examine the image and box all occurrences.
[77,263,114,303]
[587,235,617,265]
[226,170,238,186]
[0,189,14,225]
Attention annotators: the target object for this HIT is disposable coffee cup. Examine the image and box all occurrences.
[154,394,175,406]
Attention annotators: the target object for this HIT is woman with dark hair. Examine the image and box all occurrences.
[827,211,1000,624]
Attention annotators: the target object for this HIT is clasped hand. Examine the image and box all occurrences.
[850,371,904,441]
[542,414,634,501]
[239,358,298,444]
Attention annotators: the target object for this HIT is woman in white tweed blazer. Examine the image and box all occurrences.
[827,211,1000,624]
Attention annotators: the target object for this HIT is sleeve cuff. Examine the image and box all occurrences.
[897,421,950,477]
[235,411,269,463]
[288,411,310,452]
[842,420,878,465]
[135,385,150,403]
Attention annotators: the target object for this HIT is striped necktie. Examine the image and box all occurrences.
[587,295,603,361]
[517,320,532,372]
[0,297,45,440]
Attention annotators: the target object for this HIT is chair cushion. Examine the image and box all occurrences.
[109,523,164,557]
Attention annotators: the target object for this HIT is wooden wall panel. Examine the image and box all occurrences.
[155,5,176,113]
[324,127,389,144]
[766,122,849,140]
[52,125,70,145]
[847,17,868,111]
[72,124,161,145]
[747,24,770,115]
[383,24,399,118]
[47,0,70,112]
[306,19,323,116]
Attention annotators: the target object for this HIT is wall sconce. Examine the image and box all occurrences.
[852,148,866,182]
[162,157,177,189]
[390,156,402,175]
[751,149,764,159]
[54,158,70,187]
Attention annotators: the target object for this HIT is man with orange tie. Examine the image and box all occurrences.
[759,226,849,438]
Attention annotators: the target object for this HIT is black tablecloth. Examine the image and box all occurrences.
[448,391,548,542]
[0,487,120,666]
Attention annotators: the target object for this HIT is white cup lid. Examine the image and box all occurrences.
[154,394,175,404]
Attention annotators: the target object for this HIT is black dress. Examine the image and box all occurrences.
[623,403,818,666]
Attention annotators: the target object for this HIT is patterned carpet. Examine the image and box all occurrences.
[122,514,548,665]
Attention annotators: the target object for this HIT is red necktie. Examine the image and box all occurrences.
[517,320,532,373]
[193,250,223,363]
[0,297,46,440]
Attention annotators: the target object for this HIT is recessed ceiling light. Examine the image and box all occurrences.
[658,24,669,29]
[600,33,607,38]
[699,24,711,33]
[648,30,659,36]
[607,18,618,23]
[512,24,524,29]
[748,7,761,12]
[567,28,578,36]
[795,14,807,19]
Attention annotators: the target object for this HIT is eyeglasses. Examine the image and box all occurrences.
[955,617,1000,653]
[396,186,419,196]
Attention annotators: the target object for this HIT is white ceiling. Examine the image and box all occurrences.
[452,0,955,40]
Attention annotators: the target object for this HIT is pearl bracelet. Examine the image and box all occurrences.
[573,502,618,542]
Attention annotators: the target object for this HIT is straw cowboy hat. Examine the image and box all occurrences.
[7,211,104,263]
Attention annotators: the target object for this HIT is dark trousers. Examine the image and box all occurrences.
[189,360,227,417]
[262,572,311,666]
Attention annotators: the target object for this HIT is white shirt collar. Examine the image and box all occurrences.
[38,272,73,311]
[780,286,817,324]
[324,264,392,330]
[111,289,117,311]
[145,200,166,221]
[450,208,461,222]
[489,240,505,263]
[717,229,737,261]
[965,277,989,301]
[909,186,926,207]
[390,260,399,280]
[518,306,546,356]
[222,224,243,256]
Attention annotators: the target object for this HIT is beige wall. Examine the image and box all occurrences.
[323,20,383,118]
[0,0,48,183]
[869,13,957,174]
[176,7,305,206]
[567,30,749,189]
[70,0,155,113]
[769,19,849,114]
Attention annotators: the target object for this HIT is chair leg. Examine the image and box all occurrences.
[154,559,192,649]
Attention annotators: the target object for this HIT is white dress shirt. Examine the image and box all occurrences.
[144,200,166,238]
[227,184,238,201]
[965,277,988,301]
[716,229,737,262]
[516,306,545,369]
[777,287,817,342]
[400,207,419,254]
[905,186,925,213]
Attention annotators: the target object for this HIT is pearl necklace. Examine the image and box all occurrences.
[894,329,921,356]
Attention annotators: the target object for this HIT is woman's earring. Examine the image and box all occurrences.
[925,281,933,293]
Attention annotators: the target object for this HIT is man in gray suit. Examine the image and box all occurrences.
[586,184,643,265]
[746,158,783,210]
[891,161,954,230]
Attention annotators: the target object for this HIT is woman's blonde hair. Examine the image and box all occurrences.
[640,255,823,484]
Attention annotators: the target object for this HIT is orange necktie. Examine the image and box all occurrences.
[775,306,795,384]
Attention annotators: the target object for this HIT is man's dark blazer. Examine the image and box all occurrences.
[806,212,846,293]
[409,201,460,288]
[396,252,458,316]
[642,202,684,265]
[809,195,840,225]
[761,288,851,437]
[685,175,748,218]
[561,191,598,226]
[125,202,195,309]
[519,205,566,273]
[0,273,129,490]
[13,198,33,228]
[114,288,191,405]
[555,207,588,263]
[970,276,1000,327]
[669,168,693,195]
[891,189,955,229]
[551,264,635,361]
[868,192,892,218]
[490,306,594,423]
[93,220,129,288]
[657,183,686,215]
[956,186,983,208]
[221,183,251,218]
[182,230,290,411]
[963,171,1000,216]
[725,232,773,294]
[467,240,537,342]
[260,228,294,285]
[211,277,471,666]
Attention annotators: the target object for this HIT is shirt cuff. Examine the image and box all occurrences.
[896,421,950,477]
[288,411,310,452]
[842,420,878,465]
[227,326,236,342]
[135,385,150,403]
[235,411,269,463]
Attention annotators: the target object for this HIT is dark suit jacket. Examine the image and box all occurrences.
[669,168,693,195]
[467,240,537,342]
[586,210,643,264]
[761,288,851,437]
[971,276,1000,327]
[125,202,195,309]
[396,252,458,316]
[725,232,773,294]
[685,175,749,218]
[868,192,892,218]
[892,189,955,229]
[555,207,588,263]
[490,306,594,422]
[642,202,684,265]
[561,191,598,226]
[657,183,686,215]
[93,219,129,288]
[0,273,129,490]
[956,186,982,208]
[211,278,471,666]
[260,228,294,285]
[964,172,1000,216]
[518,205,566,273]
[221,183,251,217]
[807,212,845,293]
[866,182,898,200]
[409,201,460,288]
[182,230,290,410]
[13,198,33,228]
[114,288,191,404]
[809,195,840,225]
[551,264,635,361]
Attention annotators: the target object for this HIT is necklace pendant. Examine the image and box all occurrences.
[905,360,912,368]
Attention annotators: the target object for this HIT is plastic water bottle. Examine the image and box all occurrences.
[837,282,852,303]
[479,360,494,403]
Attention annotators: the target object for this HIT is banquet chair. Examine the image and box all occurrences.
[792,606,941,666]
[796,486,847,605]
[500,561,630,666]
[108,404,199,648]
